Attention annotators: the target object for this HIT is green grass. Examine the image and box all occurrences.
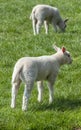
[0,0,81,130]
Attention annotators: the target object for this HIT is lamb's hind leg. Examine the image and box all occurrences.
[36,20,43,34]
[44,21,49,34]
[11,80,21,108]
[32,19,37,35]
[22,80,34,111]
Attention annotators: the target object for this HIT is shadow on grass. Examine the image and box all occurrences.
[30,98,81,112]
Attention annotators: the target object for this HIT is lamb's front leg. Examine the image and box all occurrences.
[52,21,57,32]
[37,81,43,102]
[48,81,54,104]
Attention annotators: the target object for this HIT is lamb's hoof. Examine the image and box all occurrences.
[22,106,27,111]
[38,98,42,103]
[11,104,16,109]
[49,100,53,104]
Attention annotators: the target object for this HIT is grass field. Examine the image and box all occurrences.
[0,0,81,130]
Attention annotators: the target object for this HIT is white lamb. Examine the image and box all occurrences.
[30,4,68,35]
[11,45,72,111]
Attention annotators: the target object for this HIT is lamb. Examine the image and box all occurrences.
[30,4,68,35]
[11,45,72,111]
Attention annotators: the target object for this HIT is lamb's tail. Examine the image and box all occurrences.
[29,13,32,20]
[29,9,36,20]
[12,64,22,84]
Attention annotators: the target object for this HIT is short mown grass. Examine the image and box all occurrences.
[0,0,81,130]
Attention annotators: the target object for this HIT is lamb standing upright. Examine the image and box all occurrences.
[11,45,72,111]
[30,4,68,35]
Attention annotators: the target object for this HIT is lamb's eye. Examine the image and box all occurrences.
[67,54,70,57]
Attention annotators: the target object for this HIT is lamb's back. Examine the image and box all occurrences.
[13,56,59,81]
[33,5,58,20]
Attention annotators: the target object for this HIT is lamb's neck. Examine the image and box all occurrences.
[52,53,65,66]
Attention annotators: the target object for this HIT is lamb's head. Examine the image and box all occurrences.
[53,45,73,65]
[58,19,68,32]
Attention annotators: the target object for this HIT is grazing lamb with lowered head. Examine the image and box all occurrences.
[30,4,68,35]
[11,45,72,111]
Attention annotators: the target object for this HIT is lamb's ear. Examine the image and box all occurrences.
[64,18,68,23]
[62,47,66,53]
[53,45,61,52]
